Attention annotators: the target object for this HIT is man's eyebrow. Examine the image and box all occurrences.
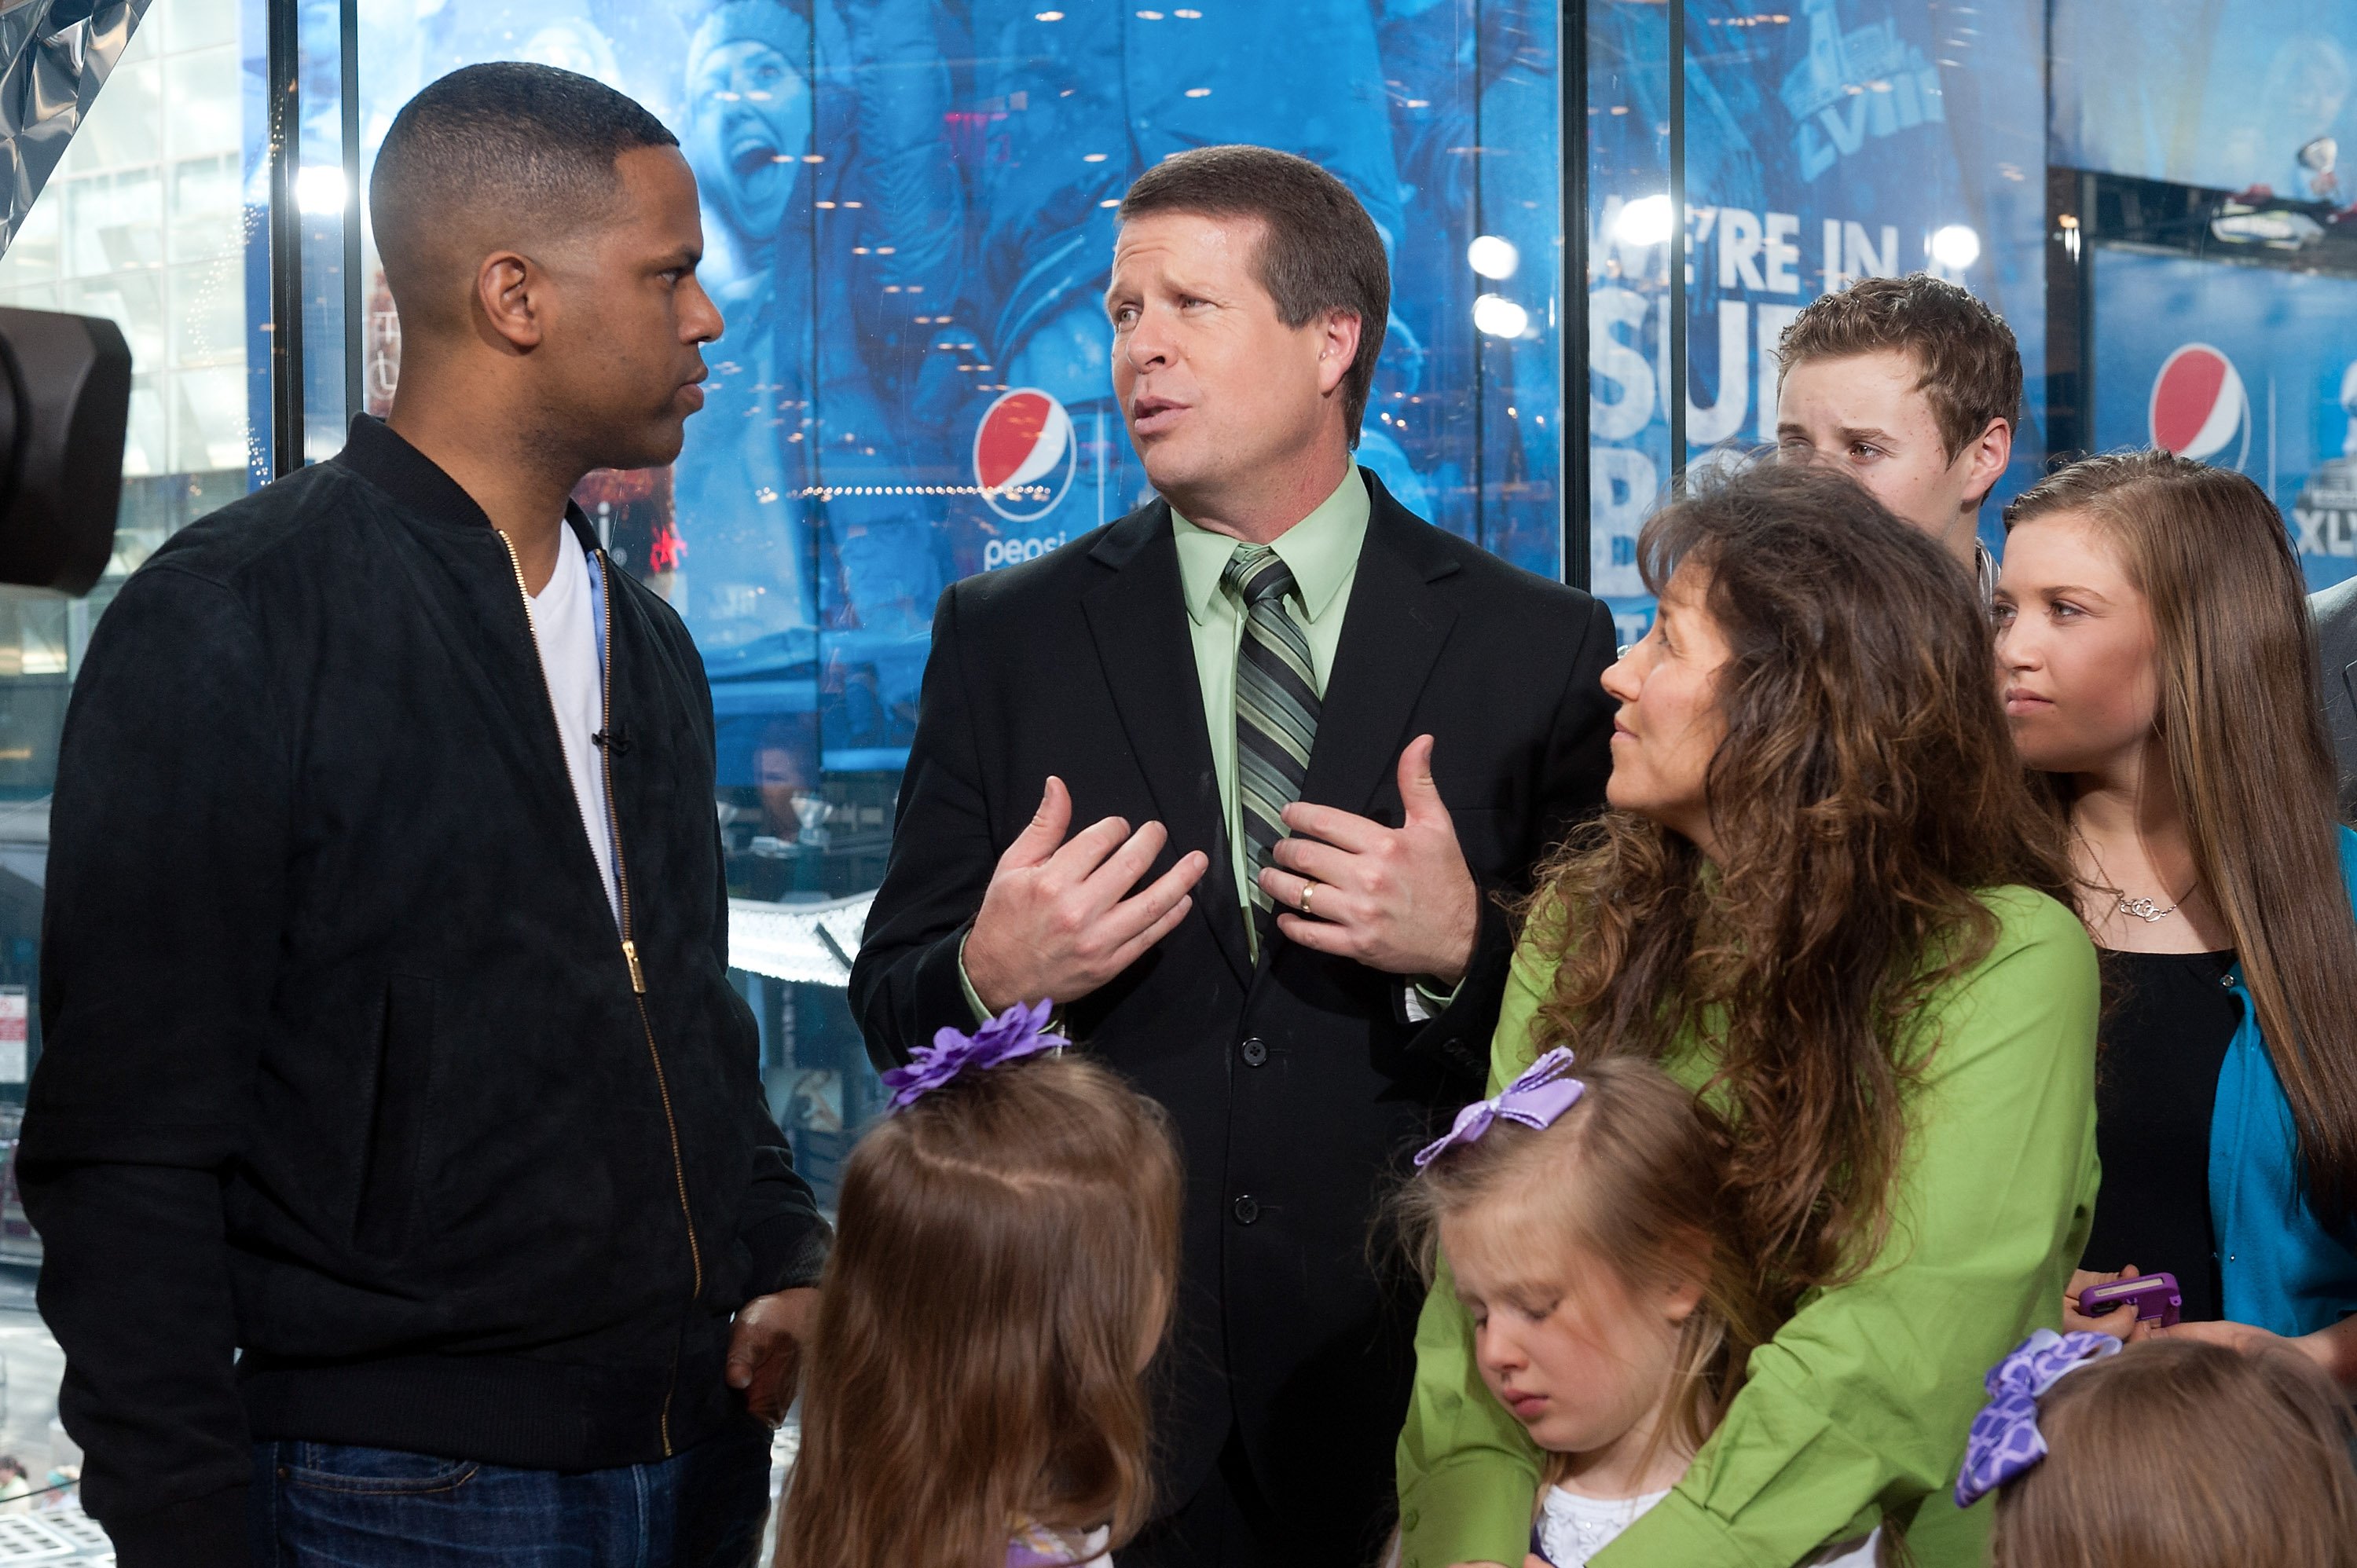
[1836,423,1897,445]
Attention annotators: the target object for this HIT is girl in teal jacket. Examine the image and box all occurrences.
[1996,452,2357,1383]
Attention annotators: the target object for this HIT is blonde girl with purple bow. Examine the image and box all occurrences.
[772,1003,1181,1568]
[1960,1332,2357,1568]
[1397,1052,1879,1568]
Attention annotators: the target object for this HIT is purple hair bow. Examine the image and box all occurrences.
[1414,1047,1585,1168]
[1953,1328,2121,1508]
[881,998,1066,1112]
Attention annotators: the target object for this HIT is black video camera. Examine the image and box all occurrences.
[0,307,131,596]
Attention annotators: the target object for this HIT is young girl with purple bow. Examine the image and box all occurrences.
[1399,1050,1877,1568]
[770,1002,1181,1568]
[1957,1331,2357,1567]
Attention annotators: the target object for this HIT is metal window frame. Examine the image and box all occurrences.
[264,0,361,479]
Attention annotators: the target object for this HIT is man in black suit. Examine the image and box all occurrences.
[850,146,1615,1567]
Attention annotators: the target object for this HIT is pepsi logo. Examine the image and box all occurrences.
[973,388,1077,522]
[2149,344,2251,467]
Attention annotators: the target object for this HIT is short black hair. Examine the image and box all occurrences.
[1119,146,1390,448]
[370,63,678,326]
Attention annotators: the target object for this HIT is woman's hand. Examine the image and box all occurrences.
[2166,1318,2286,1355]
[2063,1264,2164,1343]
[2171,1315,2357,1389]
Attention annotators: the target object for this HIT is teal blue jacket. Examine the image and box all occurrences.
[2213,825,2357,1335]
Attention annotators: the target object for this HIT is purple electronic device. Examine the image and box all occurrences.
[2079,1271,2183,1328]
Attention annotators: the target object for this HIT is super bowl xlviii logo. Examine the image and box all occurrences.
[2150,344,2251,470]
[2293,361,2357,558]
[974,387,1077,528]
[1779,0,1945,181]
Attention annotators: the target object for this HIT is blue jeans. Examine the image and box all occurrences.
[251,1421,772,1568]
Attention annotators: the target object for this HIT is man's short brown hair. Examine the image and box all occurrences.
[1118,145,1389,448]
[1776,273,2022,461]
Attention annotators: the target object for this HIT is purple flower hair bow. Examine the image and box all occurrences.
[1952,1328,2121,1508]
[1413,1047,1585,1168]
[881,998,1066,1112]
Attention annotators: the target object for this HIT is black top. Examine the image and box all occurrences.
[2080,947,2243,1323]
[20,417,827,1566]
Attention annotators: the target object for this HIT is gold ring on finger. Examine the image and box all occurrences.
[1299,881,1318,916]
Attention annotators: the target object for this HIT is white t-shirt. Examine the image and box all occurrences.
[1537,1485,1880,1568]
[525,526,620,924]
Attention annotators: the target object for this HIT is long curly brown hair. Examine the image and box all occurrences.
[1524,463,2071,1309]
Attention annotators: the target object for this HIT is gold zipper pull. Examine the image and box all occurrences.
[621,940,646,995]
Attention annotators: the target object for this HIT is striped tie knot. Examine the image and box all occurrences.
[1222,544,1298,610]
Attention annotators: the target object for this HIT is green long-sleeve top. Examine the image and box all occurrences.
[1395,885,2100,1568]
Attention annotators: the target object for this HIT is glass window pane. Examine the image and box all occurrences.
[0,7,252,1129]
[165,48,244,158]
[352,0,1564,1200]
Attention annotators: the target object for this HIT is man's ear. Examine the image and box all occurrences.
[1962,416,2014,507]
[474,251,546,353]
[1316,308,1362,398]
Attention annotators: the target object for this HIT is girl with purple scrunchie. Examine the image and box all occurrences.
[1397,1051,1876,1568]
[1959,1331,2357,1568]
[770,1002,1181,1568]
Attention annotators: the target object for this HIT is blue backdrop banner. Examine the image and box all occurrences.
[347,0,1564,790]
[2091,246,2357,592]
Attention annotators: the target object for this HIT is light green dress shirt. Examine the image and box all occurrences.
[1395,885,2101,1568]
[1171,466,1369,943]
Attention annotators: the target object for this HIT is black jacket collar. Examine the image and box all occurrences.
[333,416,600,553]
[334,416,498,533]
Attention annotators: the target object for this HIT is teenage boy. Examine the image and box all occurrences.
[1773,272,2021,599]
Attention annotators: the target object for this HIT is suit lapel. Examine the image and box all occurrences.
[1298,473,1461,822]
[1080,504,1252,986]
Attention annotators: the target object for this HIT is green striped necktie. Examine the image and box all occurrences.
[1222,543,1319,936]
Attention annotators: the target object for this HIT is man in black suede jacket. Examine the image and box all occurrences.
[20,65,826,1567]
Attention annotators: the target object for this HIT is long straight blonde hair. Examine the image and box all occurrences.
[773,1053,1181,1568]
[2006,450,2357,1223]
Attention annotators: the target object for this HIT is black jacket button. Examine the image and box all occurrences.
[1241,1037,1268,1067]
[1232,1194,1259,1225]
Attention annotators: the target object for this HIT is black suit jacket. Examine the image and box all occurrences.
[850,471,1614,1555]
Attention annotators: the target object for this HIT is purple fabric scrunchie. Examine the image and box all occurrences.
[880,998,1066,1112]
[1413,1046,1585,1167]
[1953,1328,2122,1508]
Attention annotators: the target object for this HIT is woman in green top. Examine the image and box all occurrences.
[1395,465,2101,1568]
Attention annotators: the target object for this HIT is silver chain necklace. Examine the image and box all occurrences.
[2074,830,2198,925]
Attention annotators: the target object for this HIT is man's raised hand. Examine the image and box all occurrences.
[1259,734,1479,983]
[962,776,1210,1013]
